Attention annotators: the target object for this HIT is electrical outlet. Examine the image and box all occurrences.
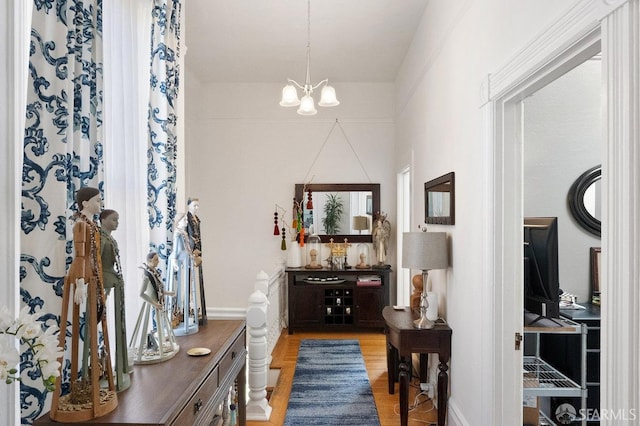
[420,382,435,399]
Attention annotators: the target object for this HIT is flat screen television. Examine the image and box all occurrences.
[523,217,560,324]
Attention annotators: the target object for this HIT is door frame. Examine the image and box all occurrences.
[483,0,640,422]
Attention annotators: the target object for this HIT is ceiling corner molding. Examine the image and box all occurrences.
[488,0,629,101]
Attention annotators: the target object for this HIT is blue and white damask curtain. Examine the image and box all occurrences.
[147,0,181,268]
[20,1,103,423]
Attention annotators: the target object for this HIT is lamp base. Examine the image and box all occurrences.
[413,316,435,329]
[414,270,434,329]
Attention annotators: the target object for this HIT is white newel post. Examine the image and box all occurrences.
[246,271,273,420]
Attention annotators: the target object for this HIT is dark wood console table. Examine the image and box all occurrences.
[36,320,246,426]
[382,306,452,426]
[286,267,390,333]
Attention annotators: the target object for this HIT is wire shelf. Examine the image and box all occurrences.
[523,356,584,397]
[539,409,557,426]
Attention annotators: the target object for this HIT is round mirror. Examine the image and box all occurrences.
[567,165,601,237]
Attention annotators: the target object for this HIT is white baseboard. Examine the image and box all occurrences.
[447,397,470,426]
[206,307,247,320]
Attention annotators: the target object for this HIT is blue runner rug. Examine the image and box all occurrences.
[284,339,381,426]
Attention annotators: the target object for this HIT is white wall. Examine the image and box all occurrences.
[394,0,574,423]
[523,58,602,302]
[183,75,397,312]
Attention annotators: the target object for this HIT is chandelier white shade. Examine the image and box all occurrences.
[279,0,339,116]
[279,85,300,107]
[318,85,339,107]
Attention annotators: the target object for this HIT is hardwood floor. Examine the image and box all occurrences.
[247,330,438,426]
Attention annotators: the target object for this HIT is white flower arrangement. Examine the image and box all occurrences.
[0,306,63,392]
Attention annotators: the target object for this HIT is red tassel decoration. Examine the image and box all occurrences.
[273,211,280,235]
[291,198,298,229]
[306,190,313,209]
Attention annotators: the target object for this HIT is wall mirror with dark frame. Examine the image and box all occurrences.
[568,165,601,237]
[424,172,455,225]
[294,183,380,243]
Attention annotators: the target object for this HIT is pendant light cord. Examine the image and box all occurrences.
[303,119,373,184]
[304,0,311,88]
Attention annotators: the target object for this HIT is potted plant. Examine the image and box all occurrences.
[322,193,344,235]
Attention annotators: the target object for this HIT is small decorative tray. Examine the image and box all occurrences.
[187,347,211,357]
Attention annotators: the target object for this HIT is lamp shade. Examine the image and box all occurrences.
[297,94,317,115]
[402,232,448,270]
[318,85,339,107]
[352,215,370,231]
[280,84,300,107]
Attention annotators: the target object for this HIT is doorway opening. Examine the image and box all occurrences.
[486,23,602,422]
[397,166,411,306]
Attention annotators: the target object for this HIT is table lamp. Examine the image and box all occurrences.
[352,215,370,234]
[402,231,448,329]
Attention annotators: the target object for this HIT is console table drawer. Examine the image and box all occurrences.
[219,334,245,385]
[173,365,219,425]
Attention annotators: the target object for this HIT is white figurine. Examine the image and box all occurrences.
[372,212,391,267]
[128,251,179,364]
[166,214,199,336]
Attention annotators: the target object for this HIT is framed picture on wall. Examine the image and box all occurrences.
[424,172,455,225]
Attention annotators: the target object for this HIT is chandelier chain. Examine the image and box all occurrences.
[307,0,311,52]
[305,0,311,88]
[303,119,373,184]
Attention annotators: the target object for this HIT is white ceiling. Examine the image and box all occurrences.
[185,0,428,84]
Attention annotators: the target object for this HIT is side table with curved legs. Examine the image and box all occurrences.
[382,306,452,426]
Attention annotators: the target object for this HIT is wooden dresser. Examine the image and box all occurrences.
[286,267,390,333]
[36,320,246,426]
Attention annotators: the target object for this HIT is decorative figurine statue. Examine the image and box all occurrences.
[50,187,118,422]
[166,214,199,336]
[186,198,202,265]
[307,248,321,268]
[129,251,179,364]
[355,241,371,269]
[372,212,391,269]
[411,274,424,310]
[99,209,131,391]
[186,197,207,325]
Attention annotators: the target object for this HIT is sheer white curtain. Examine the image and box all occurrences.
[103,0,153,335]
[1,2,31,424]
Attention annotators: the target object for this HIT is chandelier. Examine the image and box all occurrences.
[279,0,339,115]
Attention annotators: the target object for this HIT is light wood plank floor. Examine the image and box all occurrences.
[247,330,438,426]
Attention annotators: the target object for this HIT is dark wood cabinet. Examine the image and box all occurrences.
[290,284,324,328]
[286,267,390,334]
[356,286,386,327]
